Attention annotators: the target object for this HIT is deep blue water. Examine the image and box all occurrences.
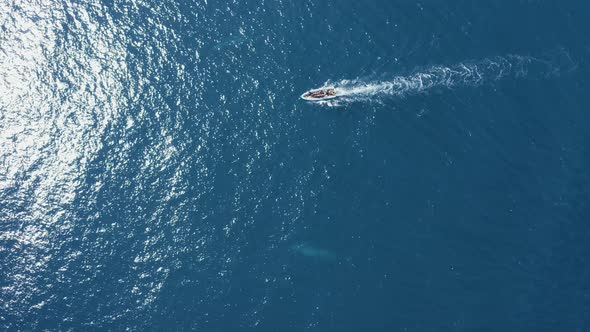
[1,0,590,330]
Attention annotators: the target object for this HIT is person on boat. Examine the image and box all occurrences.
[309,90,325,98]
[309,89,336,98]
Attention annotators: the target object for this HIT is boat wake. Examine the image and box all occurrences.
[312,49,575,106]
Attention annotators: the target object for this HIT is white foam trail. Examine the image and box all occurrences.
[314,51,574,106]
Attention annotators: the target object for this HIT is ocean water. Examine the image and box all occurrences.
[1,0,589,330]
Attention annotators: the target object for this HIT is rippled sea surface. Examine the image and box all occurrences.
[2,1,590,330]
